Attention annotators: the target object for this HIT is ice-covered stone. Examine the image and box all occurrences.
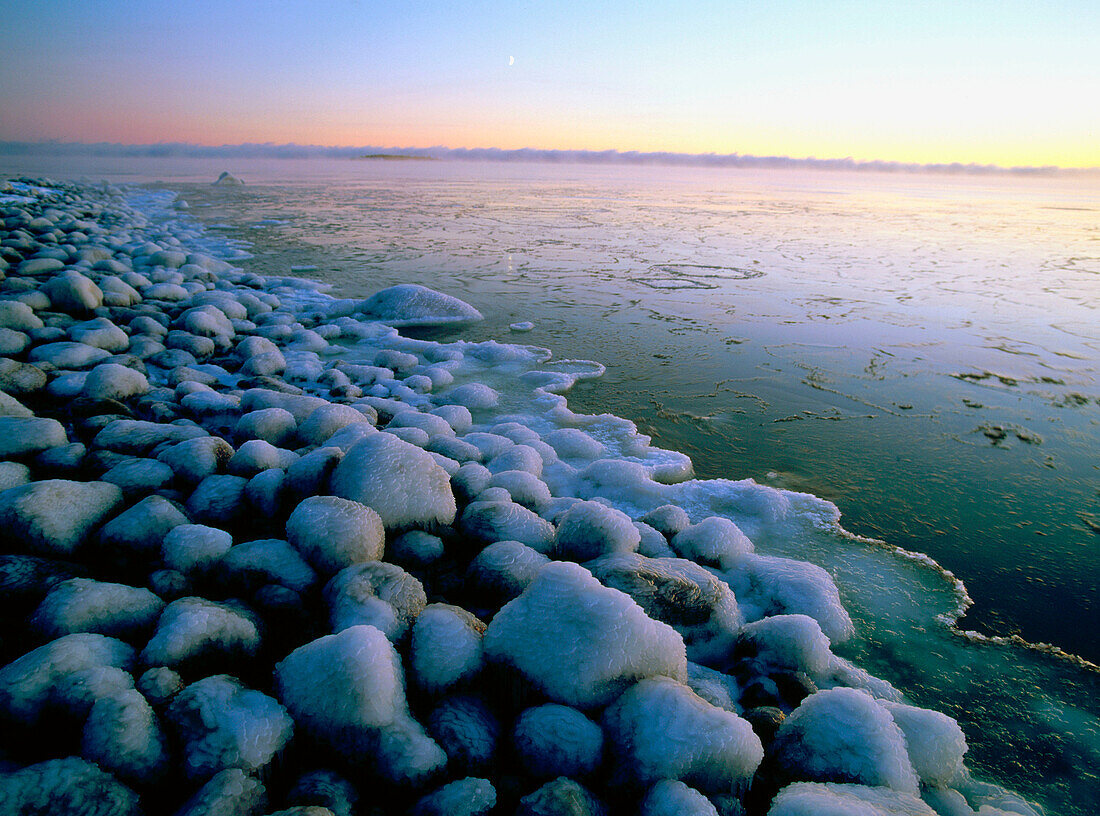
[771,687,919,794]
[141,597,260,667]
[167,674,293,780]
[484,561,687,708]
[94,419,207,455]
[766,782,937,816]
[156,435,234,485]
[359,283,483,327]
[286,495,385,574]
[173,768,267,816]
[31,578,164,640]
[82,363,150,401]
[330,433,456,530]
[162,523,233,574]
[0,479,123,556]
[410,603,486,694]
[101,457,175,496]
[639,780,720,816]
[69,317,129,351]
[513,703,604,778]
[0,756,141,816]
[554,500,641,561]
[588,553,743,666]
[97,493,188,554]
[0,633,135,724]
[412,777,496,816]
[466,539,551,602]
[0,416,66,457]
[236,407,297,446]
[603,676,763,793]
[43,269,103,312]
[738,614,834,678]
[228,439,298,477]
[326,561,427,641]
[672,516,754,570]
[516,778,606,816]
[880,700,967,787]
[0,299,44,332]
[725,553,855,643]
[82,687,167,782]
[186,474,248,525]
[28,339,112,369]
[220,538,316,593]
[459,499,556,551]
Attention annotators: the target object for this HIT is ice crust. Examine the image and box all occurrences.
[0,178,1050,816]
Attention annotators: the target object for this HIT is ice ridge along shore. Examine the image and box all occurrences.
[0,177,1044,816]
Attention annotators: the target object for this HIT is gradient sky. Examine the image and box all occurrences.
[0,0,1096,168]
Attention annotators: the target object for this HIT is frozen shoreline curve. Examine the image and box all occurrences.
[0,176,1072,814]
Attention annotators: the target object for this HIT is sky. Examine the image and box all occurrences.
[0,0,1096,168]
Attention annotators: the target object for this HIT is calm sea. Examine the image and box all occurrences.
[3,153,1098,813]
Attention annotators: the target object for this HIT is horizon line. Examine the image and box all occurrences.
[2,139,1097,177]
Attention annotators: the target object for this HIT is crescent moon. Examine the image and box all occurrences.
[508,55,515,66]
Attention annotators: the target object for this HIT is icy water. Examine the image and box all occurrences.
[3,154,1099,813]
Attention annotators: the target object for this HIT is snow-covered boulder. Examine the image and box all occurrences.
[162,523,233,574]
[515,777,607,816]
[483,561,687,708]
[81,687,167,783]
[166,674,293,780]
[426,694,499,773]
[97,494,189,555]
[325,562,427,641]
[513,703,604,778]
[588,553,743,666]
[640,780,720,816]
[173,768,267,816]
[156,435,235,485]
[770,688,919,794]
[0,633,135,725]
[330,433,456,530]
[466,539,551,603]
[141,597,260,667]
[766,782,937,816]
[220,538,316,593]
[286,495,385,574]
[725,553,855,643]
[31,578,164,640]
[412,777,496,816]
[0,756,141,816]
[0,416,66,458]
[0,479,123,556]
[82,363,150,401]
[459,499,555,552]
[603,676,763,793]
[409,603,486,694]
[360,283,483,327]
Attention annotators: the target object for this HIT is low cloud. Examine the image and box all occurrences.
[0,140,1080,175]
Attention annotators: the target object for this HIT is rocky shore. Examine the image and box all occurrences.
[0,177,1039,816]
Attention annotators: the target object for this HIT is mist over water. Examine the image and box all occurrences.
[3,153,1098,813]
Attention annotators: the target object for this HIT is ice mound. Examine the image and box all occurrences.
[31,578,164,640]
[588,552,743,666]
[513,703,604,778]
[213,171,244,186]
[483,561,687,708]
[0,633,134,724]
[326,561,427,640]
[767,781,937,816]
[166,674,293,780]
[603,676,763,793]
[553,500,640,561]
[360,283,484,327]
[0,756,141,816]
[726,553,855,643]
[0,479,123,557]
[141,597,260,667]
[410,603,486,694]
[330,433,457,530]
[771,687,919,794]
[81,687,167,782]
[286,495,385,574]
[640,779,720,816]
